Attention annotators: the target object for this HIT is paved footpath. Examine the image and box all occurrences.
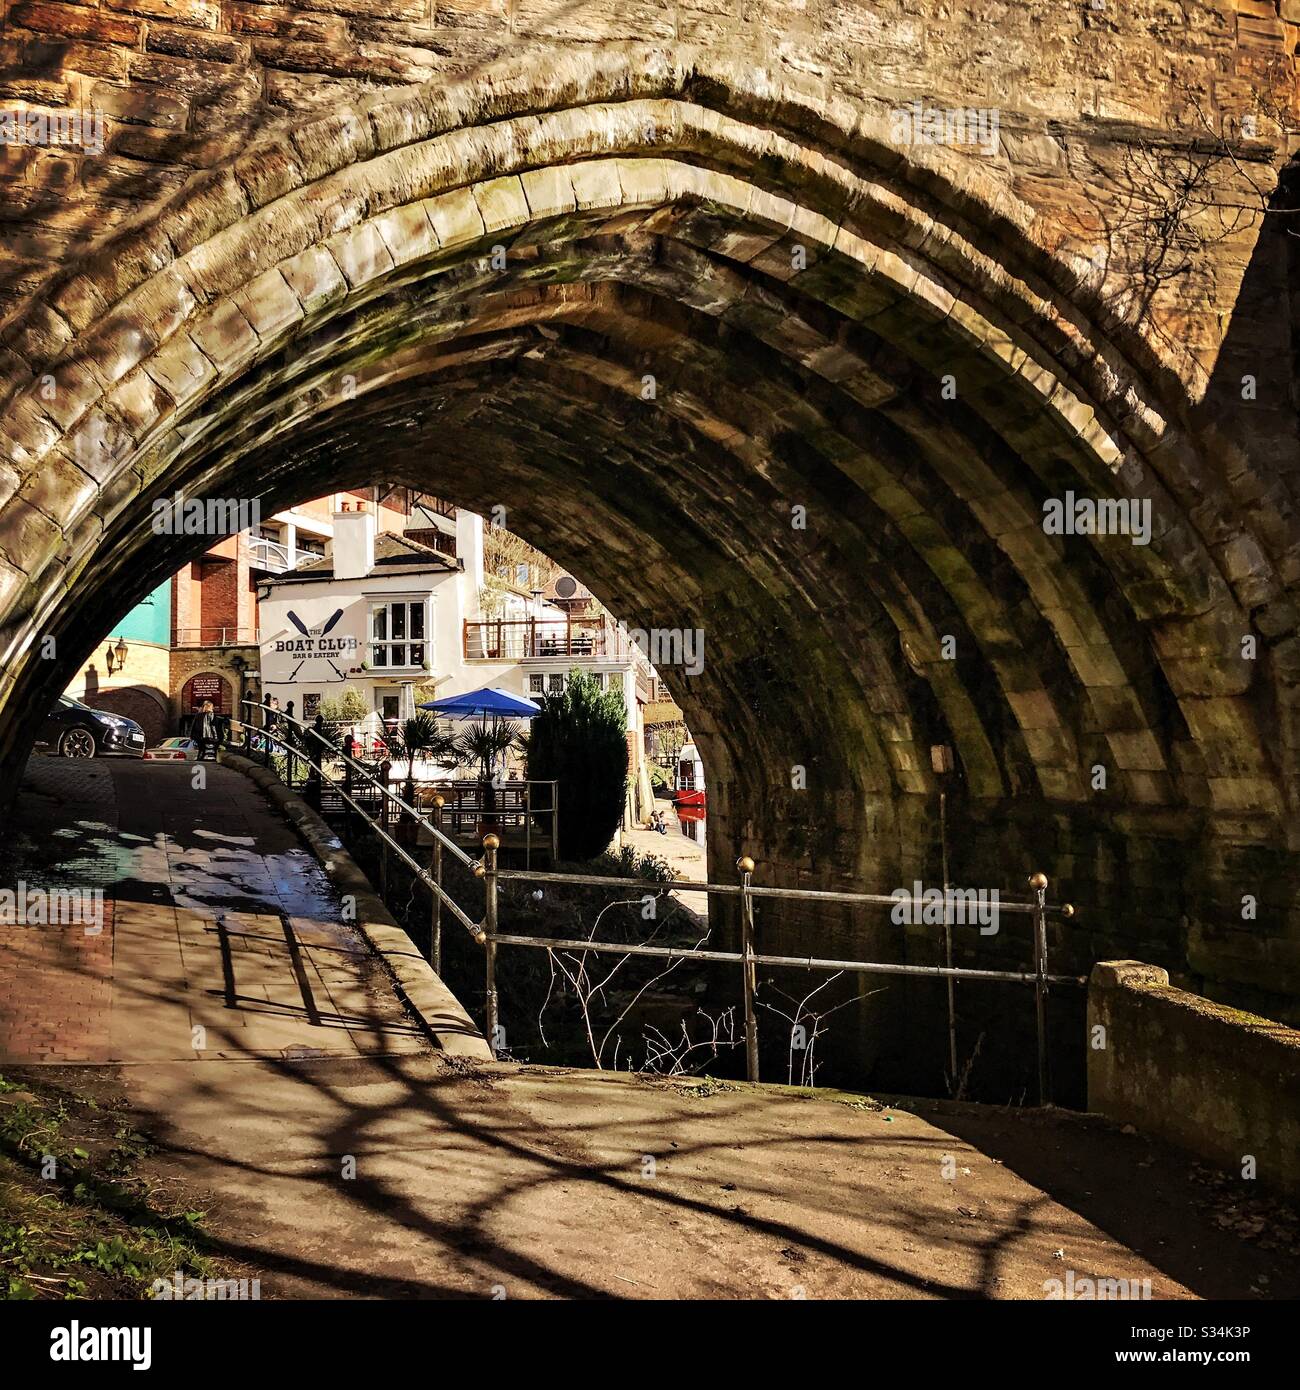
[0,757,426,1064]
[3,757,1296,1300]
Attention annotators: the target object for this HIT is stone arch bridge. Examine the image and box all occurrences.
[1,1,1299,1082]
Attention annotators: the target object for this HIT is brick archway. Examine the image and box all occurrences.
[180,672,232,717]
[0,37,1298,1071]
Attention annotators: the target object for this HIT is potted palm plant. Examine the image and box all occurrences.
[454,718,519,838]
[392,713,456,846]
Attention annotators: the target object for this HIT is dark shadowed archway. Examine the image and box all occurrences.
[1,46,1298,1087]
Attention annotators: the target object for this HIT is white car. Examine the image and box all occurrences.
[143,737,202,762]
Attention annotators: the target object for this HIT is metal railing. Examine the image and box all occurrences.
[237,699,1079,1103]
[237,700,484,973]
[463,617,636,662]
[248,535,322,573]
[241,704,559,864]
[174,626,260,648]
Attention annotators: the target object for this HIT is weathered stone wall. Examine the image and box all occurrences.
[0,4,1298,1087]
[0,0,1294,326]
[1088,959,1300,1198]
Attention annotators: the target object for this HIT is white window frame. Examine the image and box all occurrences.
[368,595,430,672]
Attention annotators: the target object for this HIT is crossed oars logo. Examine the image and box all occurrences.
[285,608,346,680]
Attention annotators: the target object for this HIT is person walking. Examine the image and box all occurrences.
[196,699,219,760]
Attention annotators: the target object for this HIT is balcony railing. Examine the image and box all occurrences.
[464,618,634,662]
[174,626,260,648]
[248,536,321,573]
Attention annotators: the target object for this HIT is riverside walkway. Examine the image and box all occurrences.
[1,756,1294,1300]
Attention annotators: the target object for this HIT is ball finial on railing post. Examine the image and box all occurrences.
[736,855,755,875]
[433,794,445,808]
[1027,872,1048,892]
[483,833,500,852]
[1061,902,1075,918]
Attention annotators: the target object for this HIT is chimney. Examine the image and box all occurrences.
[332,501,375,581]
[456,507,483,590]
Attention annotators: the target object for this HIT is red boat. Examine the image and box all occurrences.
[672,741,706,809]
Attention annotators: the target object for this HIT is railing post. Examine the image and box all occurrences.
[1028,871,1051,1107]
[939,782,957,1086]
[737,855,759,1084]
[431,796,445,974]
[378,760,392,898]
[482,833,500,1055]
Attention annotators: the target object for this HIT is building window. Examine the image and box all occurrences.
[370,600,426,669]
[608,671,624,696]
[528,674,545,695]
[591,672,605,690]
[547,673,564,694]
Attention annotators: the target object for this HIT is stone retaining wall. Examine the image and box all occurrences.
[1087,960,1300,1199]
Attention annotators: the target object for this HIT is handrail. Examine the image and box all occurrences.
[486,933,1086,986]
[480,844,1075,1101]
[240,697,1076,1100]
[238,712,484,943]
[494,868,1072,918]
[241,700,474,869]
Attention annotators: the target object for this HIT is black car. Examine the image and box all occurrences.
[39,696,146,759]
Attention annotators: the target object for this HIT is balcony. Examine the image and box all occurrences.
[464,618,634,662]
[248,536,321,574]
[174,626,260,648]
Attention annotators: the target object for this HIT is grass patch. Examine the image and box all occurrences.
[0,1070,232,1301]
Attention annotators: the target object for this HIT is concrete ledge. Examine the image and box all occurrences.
[219,750,491,1060]
[1088,959,1300,1198]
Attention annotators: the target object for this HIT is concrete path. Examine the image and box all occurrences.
[4,757,1295,1301]
[104,1057,1298,1300]
[625,800,709,917]
[0,757,427,1064]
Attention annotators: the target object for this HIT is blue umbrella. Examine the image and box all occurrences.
[420,686,541,719]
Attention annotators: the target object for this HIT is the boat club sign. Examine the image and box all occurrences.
[273,609,359,681]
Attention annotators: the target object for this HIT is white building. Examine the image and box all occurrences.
[256,502,655,822]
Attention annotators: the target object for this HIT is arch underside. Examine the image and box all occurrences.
[1,52,1297,1051]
